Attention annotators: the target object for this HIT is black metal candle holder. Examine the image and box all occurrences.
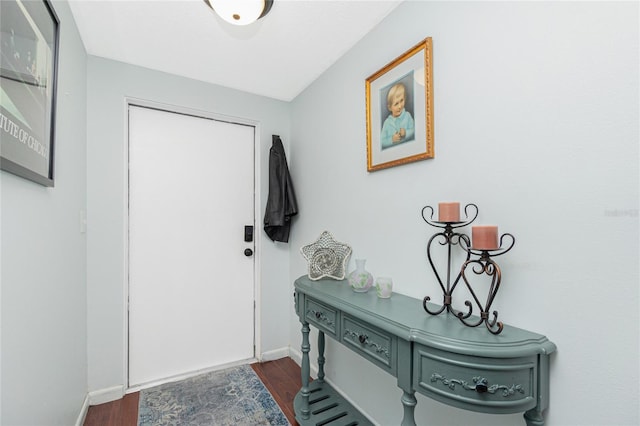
[421,203,515,335]
[457,234,515,335]
[421,203,478,316]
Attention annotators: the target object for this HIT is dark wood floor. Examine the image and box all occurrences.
[83,357,303,426]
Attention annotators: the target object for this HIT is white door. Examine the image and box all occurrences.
[128,105,255,387]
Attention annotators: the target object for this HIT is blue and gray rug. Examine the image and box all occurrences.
[138,364,290,426]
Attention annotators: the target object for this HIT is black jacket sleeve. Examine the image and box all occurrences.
[263,135,298,242]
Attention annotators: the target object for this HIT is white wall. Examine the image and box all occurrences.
[0,0,89,424]
[86,57,292,393]
[289,2,639,425]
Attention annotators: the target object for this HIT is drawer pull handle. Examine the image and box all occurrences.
[475,378,488,393]
[343,329,390,359]
[307,309,335,327]
[430,374,525,397]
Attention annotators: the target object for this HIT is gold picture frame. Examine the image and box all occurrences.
[366,38,434,172]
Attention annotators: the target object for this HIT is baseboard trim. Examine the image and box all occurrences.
[260,347,290,362]
[88,385,125,406]
[75,393,90,426]
[288,346,303,366]
[76,385,125,425]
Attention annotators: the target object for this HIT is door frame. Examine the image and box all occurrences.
[123,97,262,391]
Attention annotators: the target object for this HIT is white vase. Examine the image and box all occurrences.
[348,259,373,292]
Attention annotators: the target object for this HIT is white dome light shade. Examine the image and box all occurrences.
[207,0,267,26]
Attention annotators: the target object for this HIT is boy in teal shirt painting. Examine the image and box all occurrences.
[380,82,414,150]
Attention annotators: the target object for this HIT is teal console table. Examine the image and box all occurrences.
[293,276,556,426]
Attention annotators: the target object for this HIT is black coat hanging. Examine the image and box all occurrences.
[263,135,298,242]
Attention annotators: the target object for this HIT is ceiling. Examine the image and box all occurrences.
[67,0,403,102]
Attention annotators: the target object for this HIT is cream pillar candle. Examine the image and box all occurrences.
[438,202,460,222]
[472,225,499,250]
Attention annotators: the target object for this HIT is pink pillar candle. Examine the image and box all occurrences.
[472,225,499,250]
[438,202,460,222]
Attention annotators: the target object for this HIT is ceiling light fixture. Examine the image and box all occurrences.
[204,0,274,26]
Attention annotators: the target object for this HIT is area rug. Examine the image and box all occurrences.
[138,364,290,426]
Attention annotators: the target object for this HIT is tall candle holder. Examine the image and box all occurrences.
[421,203,478,316]
[457,233,515,335]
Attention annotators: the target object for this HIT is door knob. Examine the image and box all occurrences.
[244,248,253,257]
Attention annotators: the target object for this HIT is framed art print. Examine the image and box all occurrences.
[366,38,434,172]
[0,0,59,186]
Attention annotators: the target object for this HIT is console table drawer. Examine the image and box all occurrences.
[341,314,396,376]
[305,298,338,337]
[414,345,537,414]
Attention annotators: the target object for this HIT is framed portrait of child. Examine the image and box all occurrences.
[365,38,434,172]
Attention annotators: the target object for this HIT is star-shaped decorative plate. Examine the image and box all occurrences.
[300,231,352,280]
